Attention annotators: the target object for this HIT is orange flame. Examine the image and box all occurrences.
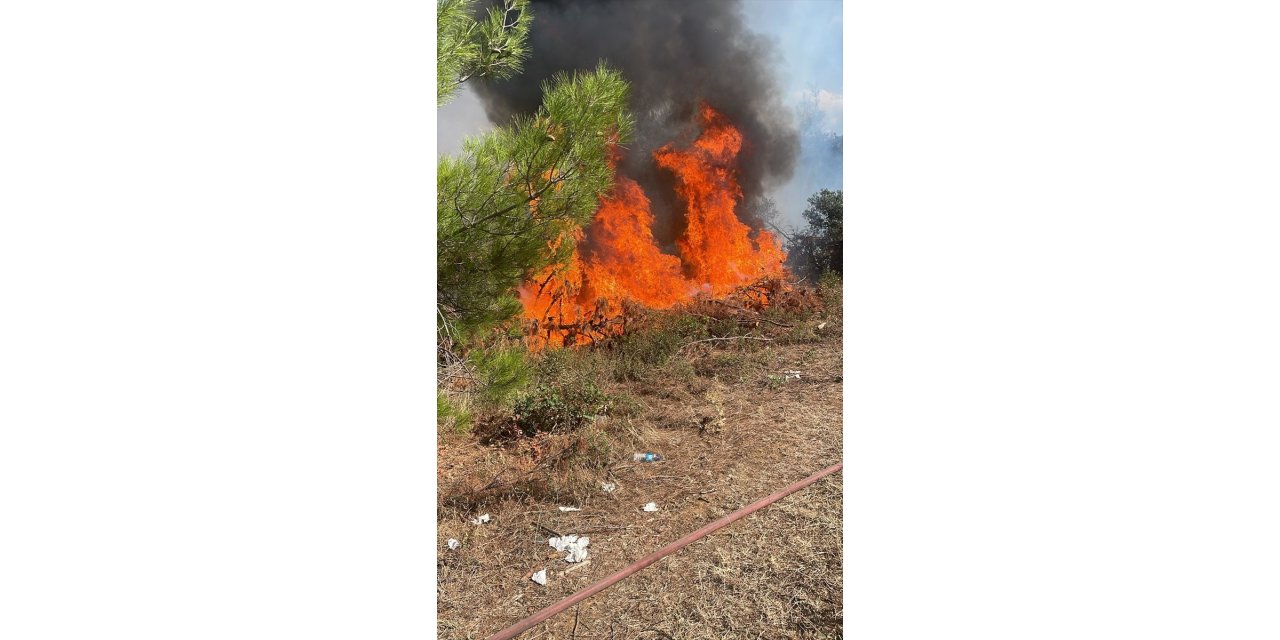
[655,105,786,296]
[519,104,787,351]
[583,176,693,308]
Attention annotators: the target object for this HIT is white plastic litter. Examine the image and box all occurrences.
[531,569,547,586]
[547,534,591,563]
[817,322,827,330]
[783,370,802,381]
[600,482,617,493]
[470,513,491,525]
[558,506,582,512]
[447,538,461,550]
[642,502,659,512]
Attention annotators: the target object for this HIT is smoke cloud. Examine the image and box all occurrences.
[472,0,800,248]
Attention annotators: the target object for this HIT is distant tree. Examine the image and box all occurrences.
[785,189,842,279]
[437,64,634,339]
[743,195,782,229]
[437,0,532,106]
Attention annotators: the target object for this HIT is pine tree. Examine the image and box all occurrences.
[437,0,532,107]
[438,64,633,340]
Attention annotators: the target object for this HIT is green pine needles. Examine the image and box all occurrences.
[438,63,633,339]
[437,0,533,107]
[437,0,635,418]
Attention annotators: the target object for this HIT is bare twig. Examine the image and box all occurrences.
[572,525,632,534]
[766,220,796,243]
[679,335,774,350]
[757,317,795,328]
[476,468,511,493]
[535,523,564,538]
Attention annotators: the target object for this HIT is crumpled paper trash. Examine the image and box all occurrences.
[782,370,802,381]
[446,538,461,550]
[642,502,659,512]
[469,513,491,525]
[601,482,617,493]
[548,534,591,563]
[531,569,547,585]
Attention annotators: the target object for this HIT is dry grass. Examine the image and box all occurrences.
[437,288,842,639]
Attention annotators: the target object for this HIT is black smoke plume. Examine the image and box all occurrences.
[472,0,799,248]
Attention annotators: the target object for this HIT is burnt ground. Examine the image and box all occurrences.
[437,302,842,639]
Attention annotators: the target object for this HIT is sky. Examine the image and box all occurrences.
[437,0,843,229]
[740,0,843,228]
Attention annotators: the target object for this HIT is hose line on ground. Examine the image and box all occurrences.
[487,461,844,640]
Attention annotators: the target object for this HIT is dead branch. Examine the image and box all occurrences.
[749,317,794,328]
[535,522,564,538]
[679,335,774,350]
[571,525,633,533]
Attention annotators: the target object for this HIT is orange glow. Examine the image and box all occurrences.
[583,176,693,308]
[655,104,786,296]
[519,104,787,350]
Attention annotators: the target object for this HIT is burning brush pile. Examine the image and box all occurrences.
[519,104,806,350]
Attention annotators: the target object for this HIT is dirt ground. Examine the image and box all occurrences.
[437,310,843,639]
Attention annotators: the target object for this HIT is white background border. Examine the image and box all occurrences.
[2,0,1277,637]
[846,1,1279,637]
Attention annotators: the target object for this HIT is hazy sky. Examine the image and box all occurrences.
[741,0,843,228]
[437,0,843,228]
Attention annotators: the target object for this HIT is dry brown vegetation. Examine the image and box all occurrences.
[438,276,842,638]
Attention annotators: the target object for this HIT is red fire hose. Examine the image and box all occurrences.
[487,461,844,640]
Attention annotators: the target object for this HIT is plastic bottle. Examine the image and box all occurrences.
[632,452,664,462]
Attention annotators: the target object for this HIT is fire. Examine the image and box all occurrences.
[582,176,693,308]
[519,104,787,350]
[656,105,786,296]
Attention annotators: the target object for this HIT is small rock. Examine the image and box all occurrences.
[531,569,547,586]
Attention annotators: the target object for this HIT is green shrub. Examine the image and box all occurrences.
[612,314,706,381]
[778,323,822,344]
[533,345,576,380]
[608,391,645,417]
[512,379,612,436]
[474,344,532,406]
[437,391,473,434]
[818,271,842,310]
